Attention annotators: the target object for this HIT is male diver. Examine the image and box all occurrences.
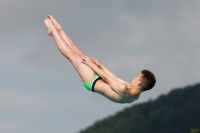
[44,15,156,104]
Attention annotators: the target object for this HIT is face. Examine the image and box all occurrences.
[131,73,143,87]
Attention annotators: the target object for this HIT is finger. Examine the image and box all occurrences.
[83,56,88,60]
[91,60,96,64]
[81,56,86,60]
[91,58,96,62]
[81,61,86,64]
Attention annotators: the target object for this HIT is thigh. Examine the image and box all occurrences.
[94,80,121,102]
[68,52,96,82]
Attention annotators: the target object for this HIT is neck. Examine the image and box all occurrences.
[128,83,142,95]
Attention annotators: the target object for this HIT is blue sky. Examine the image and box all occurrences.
[0,0,200,133]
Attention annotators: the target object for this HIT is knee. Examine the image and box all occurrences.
[66,50,81,60]
[60,48,74,58]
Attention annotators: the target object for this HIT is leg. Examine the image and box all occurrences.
[48,15,85,56]
[44,18,95,82]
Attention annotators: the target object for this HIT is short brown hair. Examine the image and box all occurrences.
[141,70,156,91]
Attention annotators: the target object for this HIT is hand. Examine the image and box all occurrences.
[80,54,94,67]
[91,58,102,68]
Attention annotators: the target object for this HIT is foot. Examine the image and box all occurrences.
[44,18,57,36]
[48,15,62,31]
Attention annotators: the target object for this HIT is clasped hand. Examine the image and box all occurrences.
[81,54,102,68]
[81,54,94,67]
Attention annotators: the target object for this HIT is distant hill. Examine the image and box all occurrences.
[79,83,200,133]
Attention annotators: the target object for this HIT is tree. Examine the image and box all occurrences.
[191,128,199,133]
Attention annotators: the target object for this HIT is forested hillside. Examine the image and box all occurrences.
[79,83,200,133]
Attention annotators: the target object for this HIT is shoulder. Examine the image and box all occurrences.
[121,83,129,93]
[124,84,141,97]
[125,86,141,103]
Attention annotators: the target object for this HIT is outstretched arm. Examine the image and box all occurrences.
[91,58,127,84]
[81,56,125,95]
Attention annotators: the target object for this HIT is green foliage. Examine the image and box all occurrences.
[79,83,200,133]
[191,129,199,133]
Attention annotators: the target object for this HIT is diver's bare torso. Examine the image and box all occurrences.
[94,79,140,103]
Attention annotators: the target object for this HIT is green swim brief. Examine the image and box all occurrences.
[83,74,102,92]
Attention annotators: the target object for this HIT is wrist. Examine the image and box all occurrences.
[90,63,96,68]
[99,64,104,69]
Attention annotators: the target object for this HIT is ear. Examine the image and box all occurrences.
[137,80,142,86]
